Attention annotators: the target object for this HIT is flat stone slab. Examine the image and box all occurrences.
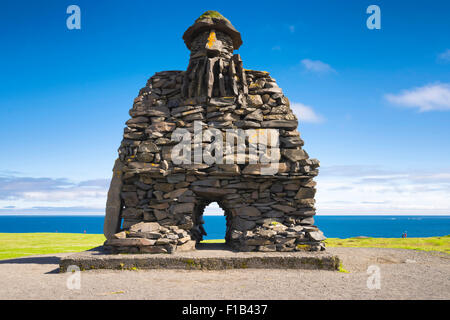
[59,243,340,272]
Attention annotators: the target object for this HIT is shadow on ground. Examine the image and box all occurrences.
[0,256,62,274]
[195,243,234,251]
[87,242,236,254]
[0,256,60,265]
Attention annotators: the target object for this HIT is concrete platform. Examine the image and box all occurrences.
[59,243,340,272]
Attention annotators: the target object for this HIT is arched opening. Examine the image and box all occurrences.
[202,202,226,240]
[191,200,232,248]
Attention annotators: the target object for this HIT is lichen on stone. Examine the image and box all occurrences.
[196,10,229,23]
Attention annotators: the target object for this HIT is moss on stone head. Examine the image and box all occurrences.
[196,10,229,23]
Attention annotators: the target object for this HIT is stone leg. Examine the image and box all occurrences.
[103,159,124,239]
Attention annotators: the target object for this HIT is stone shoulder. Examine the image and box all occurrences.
[130,71,184,117]
[245,69,283,95]
[144,70,185,94]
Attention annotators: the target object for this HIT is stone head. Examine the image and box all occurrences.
[182,11,242,59]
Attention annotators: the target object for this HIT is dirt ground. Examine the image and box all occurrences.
[0,247,448,300]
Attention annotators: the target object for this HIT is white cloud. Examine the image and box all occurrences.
[290,102,325,123]
[2,167,449,216]
[0,174,108,214]
[316,165,450,215]
[438,49,450,62]
[204,202,224,216]
[385,83,450,112]
[301,59,336,74]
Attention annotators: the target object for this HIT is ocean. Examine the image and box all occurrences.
[0,215,449,239]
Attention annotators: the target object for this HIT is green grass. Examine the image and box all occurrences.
[201,239,226,244]
[0,233,105,260]
[338,262,350,273]
[0,234,448,261]
[325,235,450,254]
[202,236,450,254]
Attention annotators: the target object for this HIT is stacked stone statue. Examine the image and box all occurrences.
[103,11,326,254]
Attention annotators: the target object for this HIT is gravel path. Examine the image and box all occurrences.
[0,247,448,300]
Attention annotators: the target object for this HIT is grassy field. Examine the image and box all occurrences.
[325,235,450,254]
[203,236,450,254]
[0,233,105,260]
[0,233,448,260]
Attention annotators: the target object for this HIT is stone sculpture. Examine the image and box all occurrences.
[103,11,326,254]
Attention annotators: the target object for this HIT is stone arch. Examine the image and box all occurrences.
[190,199,230,243]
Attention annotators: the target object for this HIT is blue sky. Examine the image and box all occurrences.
[0,0,449,215]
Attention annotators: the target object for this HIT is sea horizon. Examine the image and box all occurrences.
[1,214,449,239]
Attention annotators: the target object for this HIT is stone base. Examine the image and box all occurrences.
[104,222,327,254]
[59,243,340,272]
